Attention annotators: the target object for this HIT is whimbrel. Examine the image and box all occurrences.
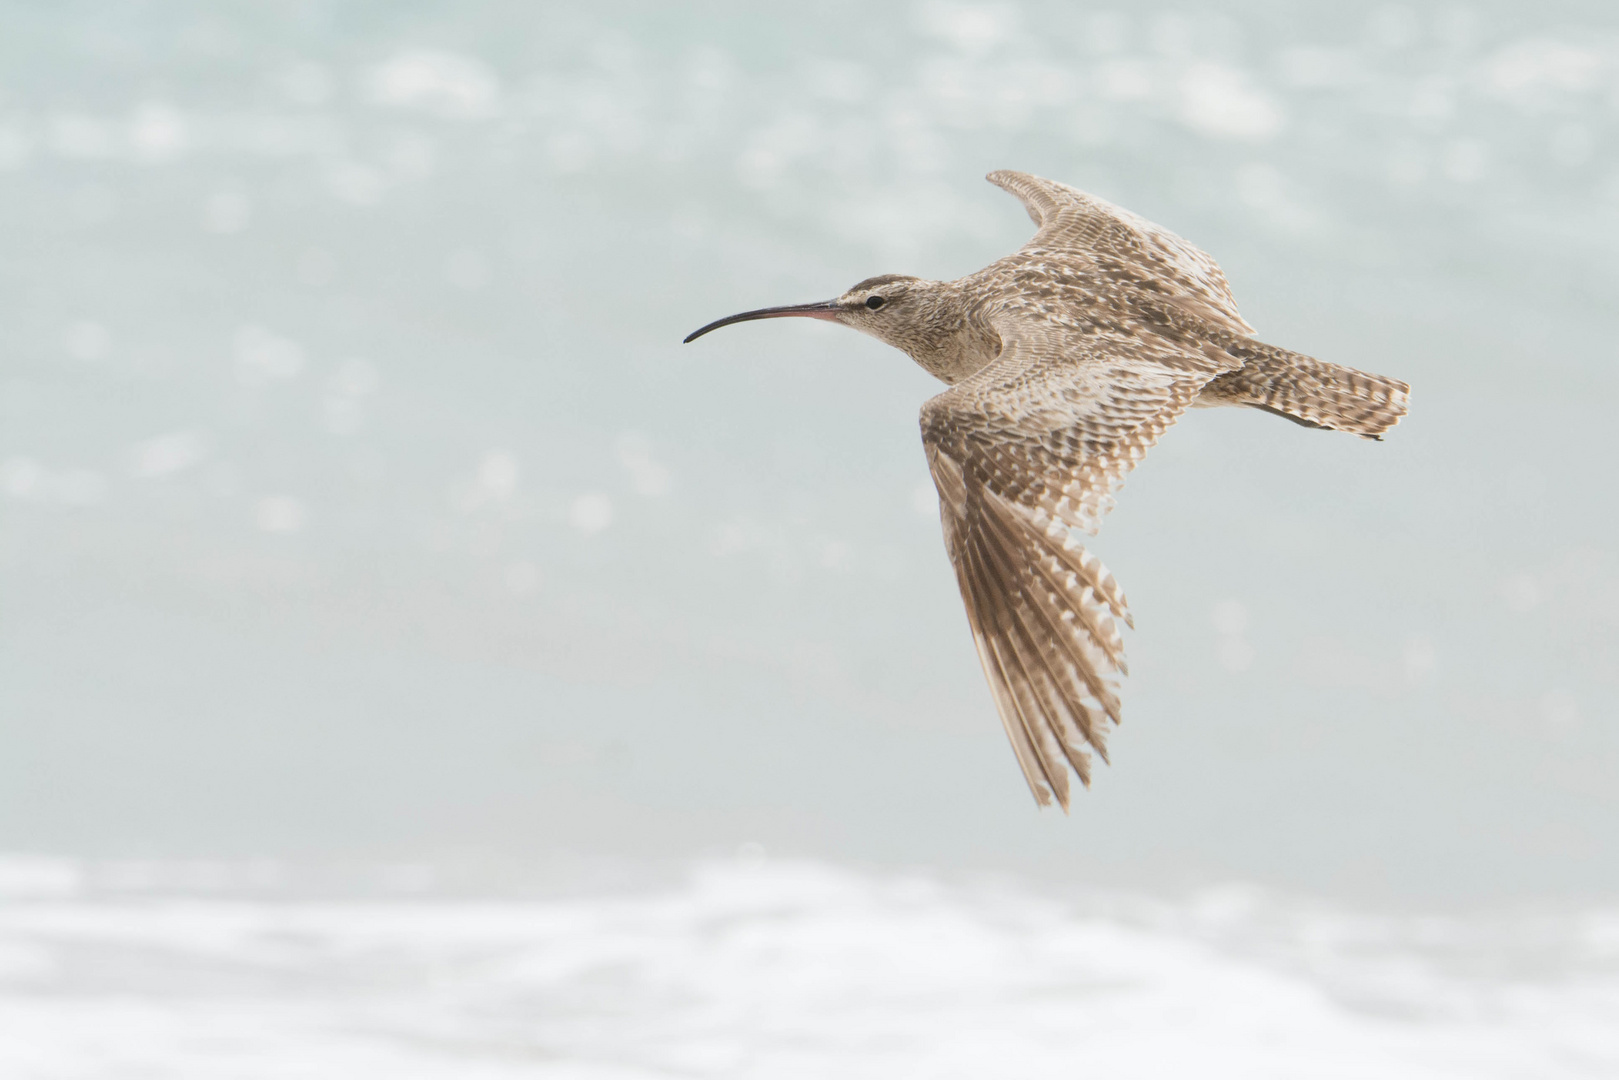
[685,170,1409,810]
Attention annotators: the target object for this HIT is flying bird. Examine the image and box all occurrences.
[685,170,1409,810]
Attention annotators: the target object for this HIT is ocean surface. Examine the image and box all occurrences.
[1,853,1617,1078]
[3,0,1616,897]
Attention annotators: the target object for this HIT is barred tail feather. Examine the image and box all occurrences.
[1200,344,1410,440]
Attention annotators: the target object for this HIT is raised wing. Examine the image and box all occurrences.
[987,169,1256,337]
[922,316,1215,809]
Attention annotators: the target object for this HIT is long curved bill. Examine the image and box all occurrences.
[683,300,842,344]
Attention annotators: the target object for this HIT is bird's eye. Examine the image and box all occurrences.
[865,295,885,310]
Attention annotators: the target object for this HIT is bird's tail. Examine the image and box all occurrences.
[1200,343,1410,440]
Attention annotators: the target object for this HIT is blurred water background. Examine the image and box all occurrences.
[2,1,1618,1073]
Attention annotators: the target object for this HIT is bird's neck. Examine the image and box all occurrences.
[896,282,1000,385]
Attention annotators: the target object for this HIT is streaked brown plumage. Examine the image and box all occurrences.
[685,170,1410,810]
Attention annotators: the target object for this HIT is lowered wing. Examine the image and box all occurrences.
[921,314,1218,809]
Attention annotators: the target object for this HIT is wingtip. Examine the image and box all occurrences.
[1037,783,1071,814]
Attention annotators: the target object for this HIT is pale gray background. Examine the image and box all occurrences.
[2,0,1616,905]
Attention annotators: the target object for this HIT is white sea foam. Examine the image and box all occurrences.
[0,856,1613,1078]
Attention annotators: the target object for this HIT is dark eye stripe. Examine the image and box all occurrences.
[865,295,885,309]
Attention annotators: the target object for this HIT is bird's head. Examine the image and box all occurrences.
[683,274,936,350]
